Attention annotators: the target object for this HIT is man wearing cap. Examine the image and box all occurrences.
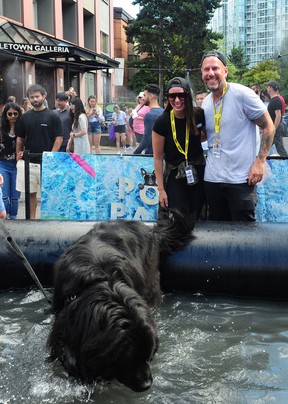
[133,84,164,155]
[201,51,275,221]
[267,81,288,157]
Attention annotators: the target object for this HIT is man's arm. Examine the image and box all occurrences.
[254,110,275,161]
[274,109,282,129]
[247,110,275,185]
[51,136,63,152]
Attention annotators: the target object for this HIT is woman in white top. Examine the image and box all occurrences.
[111,105,128,154]
[67,98,90,154]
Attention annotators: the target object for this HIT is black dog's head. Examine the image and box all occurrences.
[138,168,157,190]
[48,281,158,392]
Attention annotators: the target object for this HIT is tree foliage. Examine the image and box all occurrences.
[241,60,281,88]
[125,0,221,95]
[227,46,249,82]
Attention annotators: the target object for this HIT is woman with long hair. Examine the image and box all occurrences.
[67,97,90,154]
[152,77,206,217]
[0,102,22,218]
[85,95,105,154]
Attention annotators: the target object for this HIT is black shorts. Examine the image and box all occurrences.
[134,132,143,143]
[115,124,126,133]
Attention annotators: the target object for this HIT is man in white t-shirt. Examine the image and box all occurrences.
[201,51,275,221]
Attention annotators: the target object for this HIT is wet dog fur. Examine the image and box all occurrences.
[47,211,194,392]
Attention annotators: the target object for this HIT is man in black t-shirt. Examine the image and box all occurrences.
[267,81,288,157]
[16,84,63,219]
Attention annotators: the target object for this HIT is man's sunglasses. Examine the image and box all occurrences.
[7,112,19,117]
[166,93,187,101]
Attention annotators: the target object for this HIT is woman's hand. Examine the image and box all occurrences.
[17,151,24,161]
[158,189,169,209]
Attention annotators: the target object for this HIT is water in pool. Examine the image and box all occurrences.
[1,289,288,403]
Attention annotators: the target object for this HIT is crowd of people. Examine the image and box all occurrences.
[0,50,286,221]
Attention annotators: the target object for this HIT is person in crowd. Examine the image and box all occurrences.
[125,107,135,149]
[201,50,275,221]
[16,84,63,219]
[0,173,7,219]
[163,97,169,109]
[67,97,90,155]
[21,97,32,112]
[0,102,22,219]
[123,105,133,150]
[260,89,270,106]
[85,95,105,154]
[274,84,286,115]
[152,77,206,217]
[54,92,71,152]
[195,90,208,108]
[111,105,128,154]
[251,83,261,96]
[266,81,288,157]
[134,84,164,155]
[6,96,16,104]
[66,87,77,102]
[195,90,209,154]
[132,92,150,148]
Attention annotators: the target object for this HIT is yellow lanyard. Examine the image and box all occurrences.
[213,84,228,134]
[170,110,190,163]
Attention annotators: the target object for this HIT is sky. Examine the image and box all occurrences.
[113,0,140,18]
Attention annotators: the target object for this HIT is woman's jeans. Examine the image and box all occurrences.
[0,160,20,219]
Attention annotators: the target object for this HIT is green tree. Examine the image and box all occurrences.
[241,60,281,89]
[125,0,221,98]
[227,46,249,82]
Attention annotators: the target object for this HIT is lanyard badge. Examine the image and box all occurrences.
[170,110,196,185]
[212,84,228,158]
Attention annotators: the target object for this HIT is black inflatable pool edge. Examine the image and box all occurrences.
[0,220,287,299]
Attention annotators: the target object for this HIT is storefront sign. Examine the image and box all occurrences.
[0,42,71,53]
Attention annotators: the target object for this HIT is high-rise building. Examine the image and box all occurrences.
[0,0,119,108]
[209,0,288,66]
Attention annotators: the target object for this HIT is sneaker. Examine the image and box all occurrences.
[126,146,132,150]
[117,150,121,154]
[123,147,127,153]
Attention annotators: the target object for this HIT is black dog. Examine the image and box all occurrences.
[47,211,194,392]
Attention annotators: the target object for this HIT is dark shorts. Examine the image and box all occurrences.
[204,181,257,221]
[134,132,143,143]
[89,121,101,134]
[115,124,126,133]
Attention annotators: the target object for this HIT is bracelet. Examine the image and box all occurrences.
[73,133,76,138]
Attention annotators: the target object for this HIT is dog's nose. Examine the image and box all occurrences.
[134,379,152,392]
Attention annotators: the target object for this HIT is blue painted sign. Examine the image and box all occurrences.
[41,152,158,221]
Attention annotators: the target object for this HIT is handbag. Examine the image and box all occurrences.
[68,137,74,153]
[109,124,116,141]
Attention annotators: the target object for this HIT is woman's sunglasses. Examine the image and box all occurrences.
[7,112,19,117]
[166,93,187,101]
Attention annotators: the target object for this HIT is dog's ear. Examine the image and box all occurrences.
[140,168,146,177]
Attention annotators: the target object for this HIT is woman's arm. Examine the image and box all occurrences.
[70,114,87,137]
[152,130,168,208]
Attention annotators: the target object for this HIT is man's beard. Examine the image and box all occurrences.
[31,99,45,108]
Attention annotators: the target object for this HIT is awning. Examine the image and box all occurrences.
[0,16,119,71]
